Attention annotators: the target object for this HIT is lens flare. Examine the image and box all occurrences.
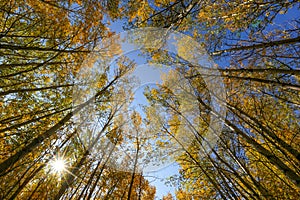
[50,158,66,174]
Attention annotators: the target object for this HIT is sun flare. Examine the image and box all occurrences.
[50,158,66,174]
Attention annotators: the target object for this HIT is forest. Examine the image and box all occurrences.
[0,0,299,199]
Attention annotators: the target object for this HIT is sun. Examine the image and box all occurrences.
[50,158,66,174]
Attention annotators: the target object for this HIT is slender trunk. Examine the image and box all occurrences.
[5,130,76,198]
[188,64,300,76]
[0,43,90,53]
[0,50,63,78]
[0,61,69,69]
[226,102,300,162]
[187,73,300,91]
[54,113,114,200]
[212,36,300,56]
[127,136,140,200]
[8,164,45,200]
[86,142,118,199]
[196,95,300,187]
[162,126,228,200]
[161,96,266,197]
[77,161,102,199]
[0,106,72,134]
[137,174,143,200]
[0,84,74,96]
[221,137,271,197]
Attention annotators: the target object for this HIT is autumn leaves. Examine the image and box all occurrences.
[1,0,300,199]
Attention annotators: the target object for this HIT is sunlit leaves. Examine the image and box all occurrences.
[1,0,300,199]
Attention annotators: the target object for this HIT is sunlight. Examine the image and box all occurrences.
[50,158,66,174]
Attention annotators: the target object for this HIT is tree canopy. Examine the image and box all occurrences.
[0,0,299,199]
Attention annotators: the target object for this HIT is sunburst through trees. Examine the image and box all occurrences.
[0,0,299,199]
